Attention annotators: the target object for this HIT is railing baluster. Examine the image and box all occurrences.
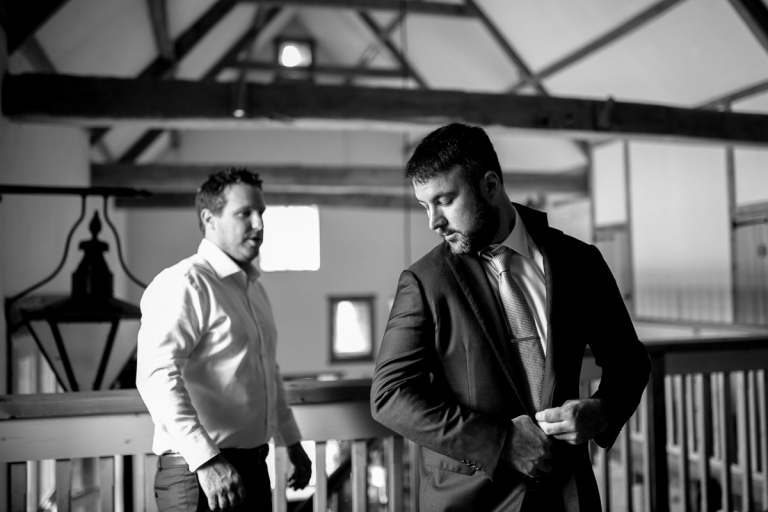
[351,440,368,512]
[720,373,734,512]
[675,375,691,512]
[56,459,71,512]
[759,370,768,510]
[646,351,669,512]
[621,421,633,512]
[100,456,114,512]
[699,374,714,512]
[386,436,403,512]
[131,453,146,512]
[314,441,327,511]
[10,462,27,512]
[273,446,288,512]
[748,371,759,492]
[408,440,421,512]
[737,371,754,511]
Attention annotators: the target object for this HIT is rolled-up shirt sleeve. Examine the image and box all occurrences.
[136,270,219,471]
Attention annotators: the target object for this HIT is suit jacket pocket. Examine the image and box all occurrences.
[421,447,476,476]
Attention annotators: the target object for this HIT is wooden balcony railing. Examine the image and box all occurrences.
[1,336,767,512]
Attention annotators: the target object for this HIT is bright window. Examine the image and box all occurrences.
[329,296,375,363]
[259,205,320,272]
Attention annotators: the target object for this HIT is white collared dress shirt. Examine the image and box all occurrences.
[479,205,549,355]
[137,239,301,471]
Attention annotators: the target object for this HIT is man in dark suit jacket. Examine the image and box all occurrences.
[370,123,650,511]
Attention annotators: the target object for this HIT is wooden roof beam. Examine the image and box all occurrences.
[0,0,69,54]
[728,0,768,56]
[238,0,473,17]
[91,0,240,145]
[358,11,427,88]
[8,74,768,145]
[92,163,588,195]
[146,0,176,65]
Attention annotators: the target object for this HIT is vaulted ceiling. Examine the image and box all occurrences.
[3,0,768,208]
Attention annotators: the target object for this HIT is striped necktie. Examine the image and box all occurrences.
[490,247,545,413]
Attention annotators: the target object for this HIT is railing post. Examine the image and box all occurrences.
[646,351,669,512]
[386,436,403,512]
[273,446,288,512]
[314,441,327,512]
[408,440,420,512]
[10,462,26,512]
[351,440,368,512]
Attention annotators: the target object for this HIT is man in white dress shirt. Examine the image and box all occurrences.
[137,168,311,512]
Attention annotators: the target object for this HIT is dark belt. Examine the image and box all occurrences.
[158,444,270,470]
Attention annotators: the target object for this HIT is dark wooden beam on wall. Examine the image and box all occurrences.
[728,0,768,55]
[0,0,69,54]
[509,0,687,92]
[93,163,588,195]
[238,0,474,17]
[115,191,422,209]
[9,74,768,145]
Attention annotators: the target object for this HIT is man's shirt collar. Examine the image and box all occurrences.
[481,204,533,259]
[198,238,261,281]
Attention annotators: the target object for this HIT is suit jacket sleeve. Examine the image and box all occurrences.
[585,245,651,449]
[371,269,510,479]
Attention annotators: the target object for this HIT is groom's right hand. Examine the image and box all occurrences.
[502,415,555,479]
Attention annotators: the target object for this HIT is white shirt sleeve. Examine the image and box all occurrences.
[136,269,220,471]
[273,363,302,447]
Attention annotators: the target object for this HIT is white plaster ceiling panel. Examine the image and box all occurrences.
[36,0,156,77]
[296,9,399,69]
[477,0,661,73]
[543,0,768,106]
[390,17,520,91]
[166,0,220,41]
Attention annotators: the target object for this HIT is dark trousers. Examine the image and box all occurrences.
[154,446,271,512]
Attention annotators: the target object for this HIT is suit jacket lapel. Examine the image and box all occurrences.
[514,203,559,410]
[445,249,536,417]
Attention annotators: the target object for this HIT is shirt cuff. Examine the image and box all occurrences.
[178,428,220,472]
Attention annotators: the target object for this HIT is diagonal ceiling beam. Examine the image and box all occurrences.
[93,163,588,195]
[146,0,175,64]
[697,78,768,110]
[462,0,589,158]
[358,11,427,88]
[8,74,768,145]
[509,0,687,92]
[464,0,544,94]
[117,7,286,163]
[345,11,407,85]
[238,0,474,16]
[0,0,69,54]
[90,0,240,146]
[728,0,768,55]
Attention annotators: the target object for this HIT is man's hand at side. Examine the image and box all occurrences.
[502,414,555,478]
[196,454,245,511]
[287,442,312,490]
[536,398,609,445]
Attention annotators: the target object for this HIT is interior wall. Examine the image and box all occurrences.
[124,203,436,379]
[629,140,732,323]
[592,140,627,227]
[127,128,438,378]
